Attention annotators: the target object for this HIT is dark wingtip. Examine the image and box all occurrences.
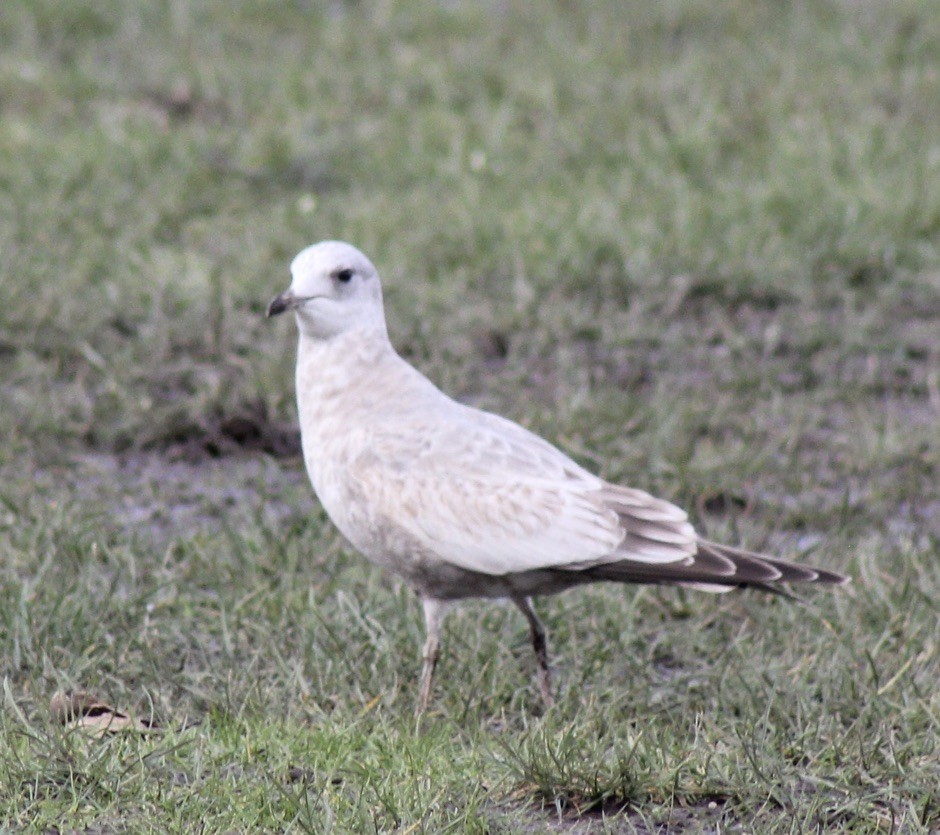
[818,569,851,585]
[697,539,850,587]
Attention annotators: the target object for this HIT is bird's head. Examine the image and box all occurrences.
[267,240,385,339]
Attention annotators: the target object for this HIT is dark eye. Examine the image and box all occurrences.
[335,268,354,283]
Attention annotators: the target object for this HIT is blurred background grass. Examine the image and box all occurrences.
[0,0,937,831]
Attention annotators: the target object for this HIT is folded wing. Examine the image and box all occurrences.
[352,408,698,576]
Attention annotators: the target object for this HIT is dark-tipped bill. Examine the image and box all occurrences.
[267,290,297,317]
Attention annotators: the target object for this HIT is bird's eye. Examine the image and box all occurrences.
[335,268,354,283]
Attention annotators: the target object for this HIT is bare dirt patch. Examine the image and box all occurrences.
[59,447,310,548]
[505,796,732,833]
[139,399,301,462]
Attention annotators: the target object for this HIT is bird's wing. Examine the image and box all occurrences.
[349,406,697,576]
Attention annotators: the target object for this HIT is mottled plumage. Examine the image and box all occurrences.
[268,240,848,711]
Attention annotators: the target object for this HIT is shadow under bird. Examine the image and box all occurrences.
[267,240,849,713]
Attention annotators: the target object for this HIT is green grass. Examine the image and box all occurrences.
[1,0,938,831]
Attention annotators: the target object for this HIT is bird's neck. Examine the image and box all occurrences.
[295,324,399,412]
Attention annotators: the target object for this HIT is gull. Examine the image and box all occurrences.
[267,240,849,712]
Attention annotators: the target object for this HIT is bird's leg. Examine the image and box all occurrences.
[512,595,554,707]
[416,598,448,716]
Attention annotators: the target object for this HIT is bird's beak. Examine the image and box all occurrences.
[267,290,298,317]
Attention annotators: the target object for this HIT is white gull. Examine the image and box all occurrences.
[267,240,848,712]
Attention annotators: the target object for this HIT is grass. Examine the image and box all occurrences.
[1,0,938,831]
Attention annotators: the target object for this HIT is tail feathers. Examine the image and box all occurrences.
[583,538,849,592]
[677,580,802,600]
